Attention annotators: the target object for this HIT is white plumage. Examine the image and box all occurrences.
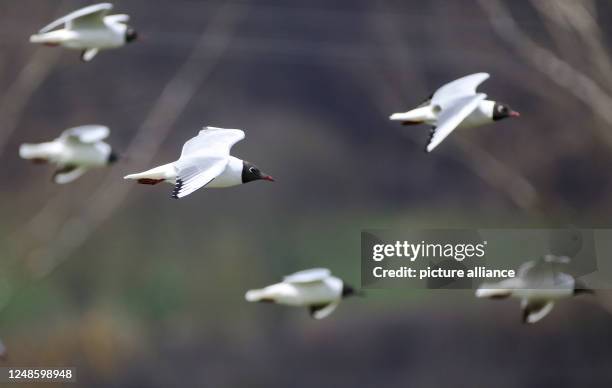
[19,125,117,184]
[30,3,138,62]
[245,268,358,319]
[124,126,273,199]
[390,73,519,152]
[476,255,592,324]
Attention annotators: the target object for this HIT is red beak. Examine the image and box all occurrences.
[263,175,275,182]
[510,111,520,118]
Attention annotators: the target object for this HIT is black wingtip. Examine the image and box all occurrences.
[424,127,436,153]
[171,178,183,199]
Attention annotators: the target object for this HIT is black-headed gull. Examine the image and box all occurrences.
[476,255,593,324]
[245,268,361,319]
[29,3,138,62]
[124,126,274,199]
[19,125,118,184]
[390,73,519,152]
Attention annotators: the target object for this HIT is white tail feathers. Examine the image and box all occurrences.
[29,34,45,43]
[29,34,63,44]
[124,163,174,181]
[30,29,73,44]
[245,289,266,302]
[19,143,45,159]
[475,286,512,299]
[389,106,434,122]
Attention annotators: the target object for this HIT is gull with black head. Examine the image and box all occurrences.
[245,268,362,319]
[19,125,118,184]
[476,255,594,324]
[390,73,519,152]
[29,3,138,62]
[124,126,274,199]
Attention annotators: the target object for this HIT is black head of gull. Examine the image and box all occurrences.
[107,151,119,164]
[342,283,364,298]
[574,279,595,295]
[242,161,274,183]
[125,27,138,43]
[492,102,520,121]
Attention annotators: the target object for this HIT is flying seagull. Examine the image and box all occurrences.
[476,255,594,324]
[29,3,138,62]
[245,268,361,319]
[124,126,274,199]
[20,125,118,184]
[390,73,519,152]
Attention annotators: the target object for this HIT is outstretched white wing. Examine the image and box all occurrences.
[172,127,245,198]
[426,93,486,152]
[284,268,331,284]
[39,3,113,33]
[104,14,129,24]
[59,125,110,144]
[432,73,490,106]
[172,156,228,198]
[180,127,245,158]
[520,256,574,289]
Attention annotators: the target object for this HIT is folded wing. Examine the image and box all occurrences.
[171,127,246,198]
[104,14,129,25]
[512,256,575,293]
[172,156,228,199]
[309,301,339,319]
[522,300,555,324]
[432,72,490,106]
[53,166,87,184]
[283,268,331,284]
[59,125,110,144]
[426,94,486,152]
[40,3,113,33]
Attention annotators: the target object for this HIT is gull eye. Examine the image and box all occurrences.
[249,167,258,174]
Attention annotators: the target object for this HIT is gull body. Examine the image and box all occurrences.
[245,268,359,319]
[476,255,593,324]
[124,127,273,198]
[30,3,138,62]
[19,125,118,184]
[125,157,244,187]
[389,73,519,152]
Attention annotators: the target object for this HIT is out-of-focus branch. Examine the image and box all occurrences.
[531,0,612,91]
[478,0,612,149]
[529,0,583,67]
[0,44,62,158]
[0,1,71,156]
[453,138,537,209]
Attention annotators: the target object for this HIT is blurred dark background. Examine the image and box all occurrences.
[1,0,612,386]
